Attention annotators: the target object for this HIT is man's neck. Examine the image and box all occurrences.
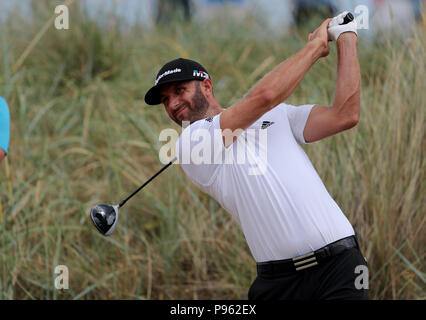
[185,103,223,126]
[205,103,223,118]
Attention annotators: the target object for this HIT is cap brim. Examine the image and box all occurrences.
[144,84,164,105]
[144,77,203,105]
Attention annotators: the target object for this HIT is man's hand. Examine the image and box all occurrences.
[308,18,332,58]
[328,11,358,41]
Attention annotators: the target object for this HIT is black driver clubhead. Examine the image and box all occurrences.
[90,203,119,236]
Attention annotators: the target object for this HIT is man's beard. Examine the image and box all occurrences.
[175,82,210,126]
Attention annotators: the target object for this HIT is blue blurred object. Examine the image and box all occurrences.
[412,0,423,21]
[0,97,10,155]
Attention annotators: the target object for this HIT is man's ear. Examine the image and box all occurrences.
[200,78,214,97]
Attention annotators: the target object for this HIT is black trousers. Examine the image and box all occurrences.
[248,246,369,300]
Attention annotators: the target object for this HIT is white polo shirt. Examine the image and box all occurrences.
[175,103,354,262]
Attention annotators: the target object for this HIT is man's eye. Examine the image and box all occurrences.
[177,87,184,93]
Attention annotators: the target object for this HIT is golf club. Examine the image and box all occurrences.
[342,12,354,24]
[90,156,177,236]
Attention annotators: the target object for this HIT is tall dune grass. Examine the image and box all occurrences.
[0,3,424,299]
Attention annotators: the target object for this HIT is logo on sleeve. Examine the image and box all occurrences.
[205,117,213,122]
[261,121,274,129]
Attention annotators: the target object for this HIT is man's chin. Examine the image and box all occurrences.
[174,118,196,128]
[174,118,188,127]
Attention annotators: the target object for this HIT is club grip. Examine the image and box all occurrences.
[342,12,354,25]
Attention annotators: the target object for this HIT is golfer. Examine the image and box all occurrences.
[145,13,368,300]
[0,97,10,165]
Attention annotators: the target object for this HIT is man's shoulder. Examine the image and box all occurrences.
[181,114,221,134]
[256,103,290,123]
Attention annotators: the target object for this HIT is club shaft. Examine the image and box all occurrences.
[118,157,177,208]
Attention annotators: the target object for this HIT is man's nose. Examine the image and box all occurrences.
[168,95,181,110]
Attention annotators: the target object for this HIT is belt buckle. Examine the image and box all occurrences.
[292,251,318,271]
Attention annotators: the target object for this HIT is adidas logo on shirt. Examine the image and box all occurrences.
[261,121,274,129]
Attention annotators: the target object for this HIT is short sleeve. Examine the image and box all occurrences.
[0,97,10,155]
[284,103,315,145]
[175,113,226,187]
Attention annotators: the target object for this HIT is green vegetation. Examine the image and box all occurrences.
[0,3,424,299]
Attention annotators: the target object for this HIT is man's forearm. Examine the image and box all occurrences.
[247,39,327,110]
[332,33,360,123]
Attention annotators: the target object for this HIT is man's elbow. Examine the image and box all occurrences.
[338,87,360,129]
[247,88,276,111]
[262,89,275,106]
[343,109,360,129]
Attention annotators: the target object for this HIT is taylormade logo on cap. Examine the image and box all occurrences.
[155,68,182,85]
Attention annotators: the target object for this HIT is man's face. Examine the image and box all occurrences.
[159,80,209,126]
